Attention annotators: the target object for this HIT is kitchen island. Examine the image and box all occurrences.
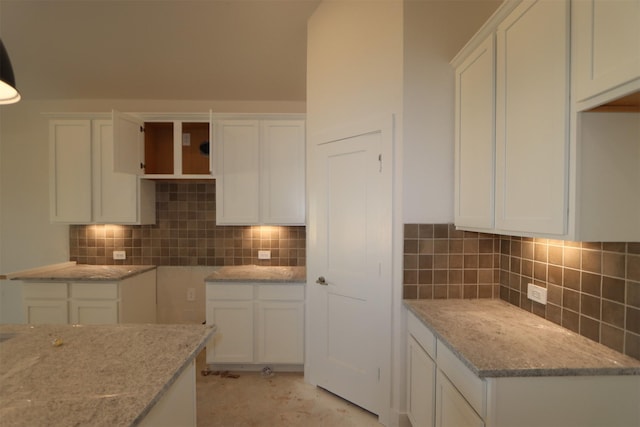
[404,299,640,427]
[9,262,157,325]
[0,323,215,426]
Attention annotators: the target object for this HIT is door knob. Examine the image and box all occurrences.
[316,276,327,285]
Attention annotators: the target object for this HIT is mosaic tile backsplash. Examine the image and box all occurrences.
[404,224,640,360]
[70,182,306,267]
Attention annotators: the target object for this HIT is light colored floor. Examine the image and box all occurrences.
[195,353,382,427]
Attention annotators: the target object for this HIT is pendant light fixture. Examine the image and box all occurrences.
[0,39,21,104]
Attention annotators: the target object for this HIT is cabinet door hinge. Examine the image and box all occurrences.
[378,154,382,172]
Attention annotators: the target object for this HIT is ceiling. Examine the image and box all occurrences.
[0,0,320,101]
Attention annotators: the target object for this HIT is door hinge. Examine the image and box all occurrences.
[378,154,382,172]
[378,367,381,381]
[139,126,144,133]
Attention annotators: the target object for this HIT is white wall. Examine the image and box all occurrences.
[402,0,501,223]
[307,0,404,136]
[0,99,305,322]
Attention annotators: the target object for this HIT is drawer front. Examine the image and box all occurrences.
[256,284,304,301]
[407,310,436,359]
[437,340,486,417]
[70,282,118,300]
[207,284,254,300]
[22,282,68,299]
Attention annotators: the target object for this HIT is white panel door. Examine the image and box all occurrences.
[454,35,495,230]
[573,0,640,103]
[69,300,118,324]
[215,120,260,225]
[407,335,436,427]
[308,116,393,417]
[256,301,304,364]
[92,120,139,223]
[495,0,569,235]
[436,370,484,427]
[23,300,69,324]
[260,120,306,225]
[49,120,92,223]
[206,300,254,363]
[112,110,144,175]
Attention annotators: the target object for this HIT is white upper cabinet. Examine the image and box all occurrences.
[216,120,261,225]
[92,120,156,224]
[49,117,155,225]
[494,0,569,236]
[452,0,640,241]
[216,117,306,226]
[260,120,306,225]
[453,35,495,230]
[572,0,640,110]
[49,120,93,223]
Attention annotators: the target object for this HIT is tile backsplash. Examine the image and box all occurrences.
[404,223,640,360]
[70,182,306,267]
[403,224,500,299]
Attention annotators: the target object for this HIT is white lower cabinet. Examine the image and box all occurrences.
[207,298,255,363]
[435,370,484,427]
[407,310,640,427]
[21,270,156,324]
[205,282,304,369]
[407,335,436,427]
[408,310,483,427]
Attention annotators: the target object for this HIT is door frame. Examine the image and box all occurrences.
[305,113,395,424]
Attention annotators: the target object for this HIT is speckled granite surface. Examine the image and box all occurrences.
[10,264,155,282]
[205,265,306,283]
[405,299,640,378]
[0,323,215,426]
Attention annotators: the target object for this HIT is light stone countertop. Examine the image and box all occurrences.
[205,265,306,283]
[9,264,155,282]
[0,323,215,427]
[405,299,640,378]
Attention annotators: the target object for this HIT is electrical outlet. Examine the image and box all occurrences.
[112,250,126,260]
[258,250,271,260]
[527,283,547,305]
[186,288,196,301]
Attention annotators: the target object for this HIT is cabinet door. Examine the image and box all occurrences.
[435,370,484,427]
[256,301,304,364]
[215,120,260,225]
[454,35,495,230]
[49,120,92,223]
[495,0,569,236]
[260,120,306,225]
[206,300,254,363]
[573,0,640,105]
[92,120,144,224]
[407,335,436,427]
[23,300,69,324]
[113,110,145,175]
[69,300,118,324]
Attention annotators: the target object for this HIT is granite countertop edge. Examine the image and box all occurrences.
[404,299,640,378]
[10,265,156,282]
[131,325,216,425]
[205,265,307,284]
